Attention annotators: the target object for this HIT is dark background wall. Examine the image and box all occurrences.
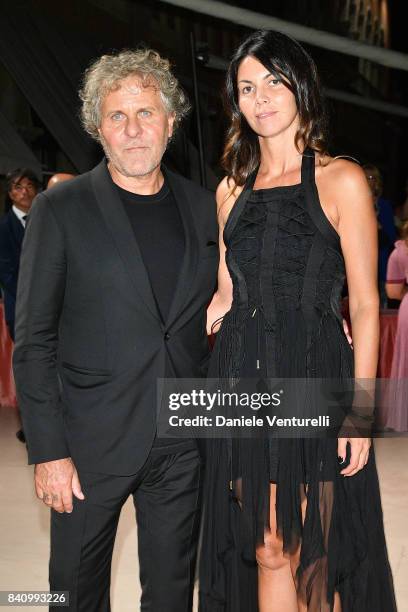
[1,0,407,208]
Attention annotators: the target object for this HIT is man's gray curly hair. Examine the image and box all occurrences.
[79,48,190,141]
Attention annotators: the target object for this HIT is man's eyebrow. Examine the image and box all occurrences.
[107,106,157,114]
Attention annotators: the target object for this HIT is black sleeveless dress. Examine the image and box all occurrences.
[199,150,396,611]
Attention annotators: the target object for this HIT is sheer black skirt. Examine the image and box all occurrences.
[199,309,397,611]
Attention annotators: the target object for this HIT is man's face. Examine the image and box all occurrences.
[8,176,38,213]
[98,76,175,178]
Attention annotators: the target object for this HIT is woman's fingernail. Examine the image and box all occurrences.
[338,456,345,464]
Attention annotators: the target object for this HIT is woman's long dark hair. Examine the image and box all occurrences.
[222,30,328,186]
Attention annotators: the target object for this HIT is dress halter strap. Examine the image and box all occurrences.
[301,147,341,250]
[223,167,258,245]
[301,147,316,186]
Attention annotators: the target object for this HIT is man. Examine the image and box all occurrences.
[47,173,76,189]
[13,49,218,611]
[0,168,40,443]
[0,168,39,341]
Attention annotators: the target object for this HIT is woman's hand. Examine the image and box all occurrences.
[337,437,371,476]
[342,318,353,347]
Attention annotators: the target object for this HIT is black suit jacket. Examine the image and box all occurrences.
[0,208,25,338]
[13,160,218,474]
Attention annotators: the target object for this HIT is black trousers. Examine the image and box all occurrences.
[49,446,202,612]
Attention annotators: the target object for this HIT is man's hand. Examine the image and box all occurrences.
[34,458,84,513]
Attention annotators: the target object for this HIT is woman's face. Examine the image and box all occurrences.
[237,55,299,139]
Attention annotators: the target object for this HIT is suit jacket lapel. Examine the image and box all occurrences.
[163,166,199,329]
[90,160,161,324]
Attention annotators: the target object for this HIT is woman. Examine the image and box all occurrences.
[384,221,408,431]
[199,31,396,612]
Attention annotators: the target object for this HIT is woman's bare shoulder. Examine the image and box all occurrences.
[316,154,369,193]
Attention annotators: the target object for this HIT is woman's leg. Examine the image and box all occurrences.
[256,483,304,612]
[257,483,342,612]
[294,481,342,612]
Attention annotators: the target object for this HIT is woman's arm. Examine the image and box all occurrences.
[336,162,379,379]
[323,160,378,476]
[385,281,407,301]
[386,246,407,301]
[206,178,241,335]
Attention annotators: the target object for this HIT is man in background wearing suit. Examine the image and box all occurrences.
[0,168,39,340]
[13,49,218,611]
[0,167,39,443]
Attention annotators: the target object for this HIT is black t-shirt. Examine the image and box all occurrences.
[116,179,195,454]
[117,180,184,323]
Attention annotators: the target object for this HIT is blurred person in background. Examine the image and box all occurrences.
[47,173,76,189]
[0,168,40,443]
[384,220,408,431]
[394,177,408,230]
[363,164,397,307]
[0,168,40,340]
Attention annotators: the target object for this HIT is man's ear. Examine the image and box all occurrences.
[168,112,176,139]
